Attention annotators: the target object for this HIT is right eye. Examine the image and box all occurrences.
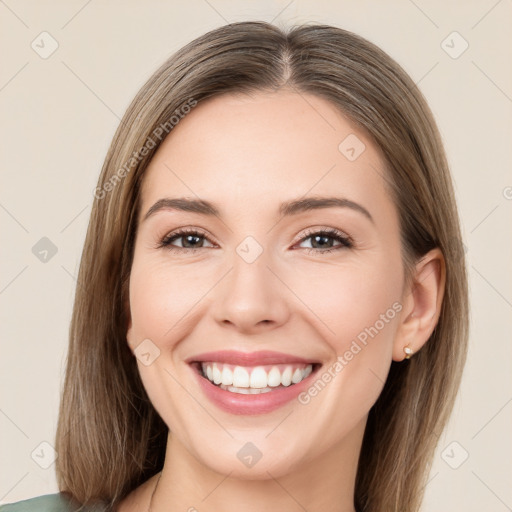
[158,229,216,252]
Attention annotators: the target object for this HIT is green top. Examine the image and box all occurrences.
[0,493,107,512]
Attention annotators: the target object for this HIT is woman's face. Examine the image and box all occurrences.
[127,90,407,478]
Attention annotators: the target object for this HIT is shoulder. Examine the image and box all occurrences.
[0,493,99,512]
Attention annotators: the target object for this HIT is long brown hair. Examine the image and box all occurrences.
[55,21,469,512]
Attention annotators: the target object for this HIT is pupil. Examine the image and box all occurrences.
[183,235,201,248]
[313,235,332,248]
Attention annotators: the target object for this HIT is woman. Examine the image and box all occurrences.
[1,21,468,512]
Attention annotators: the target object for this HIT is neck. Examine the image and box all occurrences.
[150,419,365,512]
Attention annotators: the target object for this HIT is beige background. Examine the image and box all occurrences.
[1,1,511,510]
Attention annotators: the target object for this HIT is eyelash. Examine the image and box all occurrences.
[157,227,353,255]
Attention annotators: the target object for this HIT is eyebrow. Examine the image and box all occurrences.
[142,196,374,224]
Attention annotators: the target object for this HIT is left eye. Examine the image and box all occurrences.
[296,229,353,252]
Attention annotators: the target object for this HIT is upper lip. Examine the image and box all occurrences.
[186,350,320,366]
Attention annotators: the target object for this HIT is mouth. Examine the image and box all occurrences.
[191,361,317,394]
[187,350,322,415]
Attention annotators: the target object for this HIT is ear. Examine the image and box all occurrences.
[392,248,446,361]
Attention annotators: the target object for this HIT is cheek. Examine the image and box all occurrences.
[127,259,206,431]
[128,258,209,347]
[290,261,403,446]
[288,254,403,366]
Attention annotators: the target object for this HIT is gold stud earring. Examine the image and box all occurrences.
[403,345,413,359]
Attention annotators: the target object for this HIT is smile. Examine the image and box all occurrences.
[187,350,321,415]
[200,362,314,394]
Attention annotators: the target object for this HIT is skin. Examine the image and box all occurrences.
[119,90,445,512]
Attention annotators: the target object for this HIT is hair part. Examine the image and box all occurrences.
[55,21,469,512]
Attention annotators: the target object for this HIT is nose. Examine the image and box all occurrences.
[211,250,291,334]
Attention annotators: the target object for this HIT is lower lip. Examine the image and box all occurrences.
[191,364,319,415]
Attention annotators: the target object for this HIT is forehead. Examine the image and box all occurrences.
[140,90,395,222]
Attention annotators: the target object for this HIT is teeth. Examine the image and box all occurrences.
[212,363,222,385]
[249,367,268,388]
[267,367,281,387]
[200,362,314,390]
[232,366,250,388]
[231,386,249,394]
[281,366,292,386]
[221,366,233,386]
[291,368,303,384]
[220,384,274,394]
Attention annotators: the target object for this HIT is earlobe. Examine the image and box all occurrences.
[392,248,446,361]
[403,343,414,359]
